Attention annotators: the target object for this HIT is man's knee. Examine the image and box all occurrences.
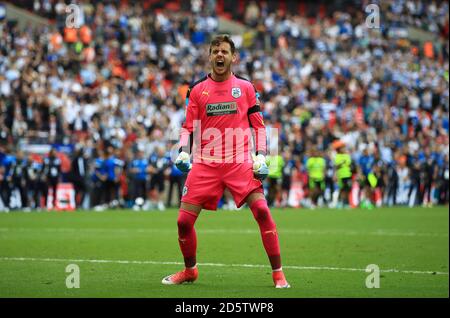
[250,199,275,227]
[177,207,200,233]
[177,216,192,233]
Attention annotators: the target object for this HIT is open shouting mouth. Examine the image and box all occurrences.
[215,60,225,68]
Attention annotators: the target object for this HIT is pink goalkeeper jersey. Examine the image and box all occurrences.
[180,73,267,165]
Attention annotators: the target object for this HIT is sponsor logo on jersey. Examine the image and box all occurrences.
[206,102,238,116]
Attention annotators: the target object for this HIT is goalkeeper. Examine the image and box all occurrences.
[161,35,290,288]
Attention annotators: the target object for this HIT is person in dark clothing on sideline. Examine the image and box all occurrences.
[103,145,117,208]
[166,158,185,208]
[91,149,107,209]
[129,148,149,208]
[43,148,61,209]
[10,150,29,209]
[384,161,398,206]
[420,153,435,207]
[407,153,422,207]
[70,145,89,209]
[27,156,46,210]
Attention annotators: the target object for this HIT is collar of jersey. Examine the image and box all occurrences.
[207,72,234,84]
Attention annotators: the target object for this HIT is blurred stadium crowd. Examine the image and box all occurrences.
[0,0,448,211]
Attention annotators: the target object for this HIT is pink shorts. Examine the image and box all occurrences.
[181,162,264,210]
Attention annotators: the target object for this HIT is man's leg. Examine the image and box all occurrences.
[43,181,50,209]
[392,183,398,205]
[341,179,350,207]
[52,181,58,208]
[33,182,41,209]
[222,161,289,288]
[1,181,11,209]
[162,163,223,285]
[166,176,174,207]
[178,176,186,204]
[157,179,166,210]
[79,181,87,208]
[246,191,290,288]
[177,202,201,267]
[19,183,28,209]
[311,182,320,206]
[162,202,201,284]
[99,180,107,205]
[90,182,99,207]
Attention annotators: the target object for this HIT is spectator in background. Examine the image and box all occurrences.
[0,168,5,211]
[222,188,239,211]
[266,152,284,207]
[10,150,29,210]
[27,154,45,210]
[244,1,260,28]
[281,150,296,208]
[420,150,436,207]
[69,145,89,209]
[408,151,422,207]
[332,141,353,209]
[103,145,118,209]
[372,163,384,207]
[384,161,399,206]
[129,148,149,210]
[306,147,326,208]
[43,147,61,209]
[0,148,15,210]
[166,159,185,208]
[323,153,335,205]
[358,148,376,209]
[148,146,171,211]
[113,147,125,208]
[397,156,410,205]
[437,153,449,205]
[91,149,107,210]
[0,0,448,210]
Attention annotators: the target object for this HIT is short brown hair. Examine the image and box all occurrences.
[209,34,236,54]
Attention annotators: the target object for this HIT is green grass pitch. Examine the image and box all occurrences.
[0,206,448,298]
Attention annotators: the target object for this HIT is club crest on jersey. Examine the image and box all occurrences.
[231,87,241,98]
[182,186,188,196]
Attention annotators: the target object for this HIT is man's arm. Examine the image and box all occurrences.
[176,85,200,173]
[179,87,199,155]
[247,86,267,156]
[94,161,106,181]
[7,159,16,181]
[57,158,62,175]
[306,158,312,171]
[247,84,269,179]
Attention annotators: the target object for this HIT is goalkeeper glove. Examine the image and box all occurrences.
[252,154,269,180]
[175,151,192,173]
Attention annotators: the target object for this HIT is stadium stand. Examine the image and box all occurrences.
[0,0,448,211]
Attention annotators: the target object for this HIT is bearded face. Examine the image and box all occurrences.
[209,41,236,79]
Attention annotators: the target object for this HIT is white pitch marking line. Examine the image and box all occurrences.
[0,257,447,276]
[0,227,447,237]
